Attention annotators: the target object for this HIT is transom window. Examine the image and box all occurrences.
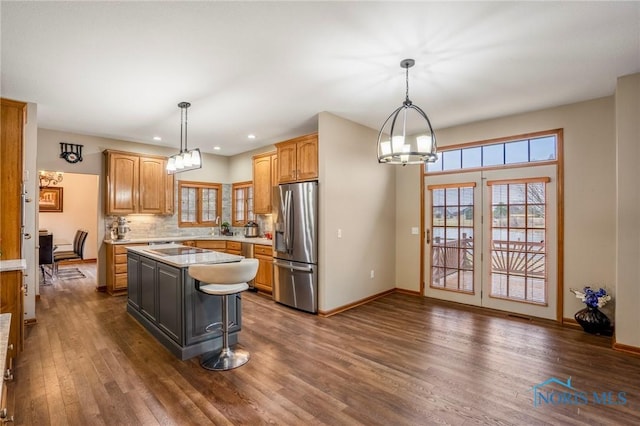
[427,134,557,174]
[178,181,222,227]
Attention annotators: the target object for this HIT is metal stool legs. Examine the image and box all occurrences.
[200,294,250,371]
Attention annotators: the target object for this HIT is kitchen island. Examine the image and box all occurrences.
[126,244,243,360]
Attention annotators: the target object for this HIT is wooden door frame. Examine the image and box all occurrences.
[420,129,565,322]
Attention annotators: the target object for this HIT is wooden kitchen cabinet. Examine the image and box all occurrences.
[0,98,26,367]
[0,271,23,367]
[0,99,25,261]
[195,240,226,251]
[226,241,242,255]
[105,243,147,295]
[253,244,273,294]
[104,150,174,215]
[252,151,277,214]
[276,133,318,183]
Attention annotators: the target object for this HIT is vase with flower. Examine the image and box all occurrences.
[570,286,612,336]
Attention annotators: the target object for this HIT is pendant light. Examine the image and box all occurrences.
[377,59,438,165]
[167,101,202,174]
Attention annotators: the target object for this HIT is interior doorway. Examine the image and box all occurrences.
[38,172,99,287]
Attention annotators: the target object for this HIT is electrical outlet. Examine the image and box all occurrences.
[370,270,375,279]
[411,227,419,235]
[337,228,342,238]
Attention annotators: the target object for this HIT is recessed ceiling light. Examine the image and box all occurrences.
[248,134,256,139]
[213,146,221,151]
[153,136,162,141]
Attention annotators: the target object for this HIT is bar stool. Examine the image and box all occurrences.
[188,259,259,371]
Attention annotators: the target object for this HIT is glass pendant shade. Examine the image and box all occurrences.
[377,59,438,165]
[167,102,203,174]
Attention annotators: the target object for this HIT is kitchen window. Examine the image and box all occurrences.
[232,181,254,226]
[178,181,222,227]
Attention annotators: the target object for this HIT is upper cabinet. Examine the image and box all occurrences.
[105,150,174,215]
[252,151,277,214]
[275,133,318,183]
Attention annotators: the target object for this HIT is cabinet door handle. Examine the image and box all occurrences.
[4,369,13,381]
[24,233,32,239]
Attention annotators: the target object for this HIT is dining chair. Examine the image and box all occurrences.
[53,229,89,278]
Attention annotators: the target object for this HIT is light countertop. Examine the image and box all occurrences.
[127,243,244,268]
[0,313,11,399]
[104,235,273,246]
[0,258,27,272]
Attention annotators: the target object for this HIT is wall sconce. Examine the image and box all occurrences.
[39,170,64,189]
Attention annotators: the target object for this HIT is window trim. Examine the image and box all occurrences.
[177,180,222,228]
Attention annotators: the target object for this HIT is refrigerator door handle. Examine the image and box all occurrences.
[284,190,293,253]
[273,261,313,272]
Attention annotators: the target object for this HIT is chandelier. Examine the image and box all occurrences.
[39,170,64,188]
[377,59,438,165]
[166,102,202,174]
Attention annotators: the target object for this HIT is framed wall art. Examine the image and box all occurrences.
[39,187,63,212]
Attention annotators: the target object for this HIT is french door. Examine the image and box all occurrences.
[424,165,558,320]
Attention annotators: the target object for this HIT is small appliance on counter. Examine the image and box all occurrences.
[244,221,259,238]
[111,216,130,240]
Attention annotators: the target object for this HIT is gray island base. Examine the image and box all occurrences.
[126,244,244,360]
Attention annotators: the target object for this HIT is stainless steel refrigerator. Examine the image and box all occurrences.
[273,181,318,313]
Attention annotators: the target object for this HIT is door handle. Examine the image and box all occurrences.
[426,229,430,244]
[273,261,312,272]
[23,233,32,240]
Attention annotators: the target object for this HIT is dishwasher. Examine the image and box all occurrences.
[241,242,257,291]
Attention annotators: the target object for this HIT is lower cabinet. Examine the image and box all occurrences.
[1,313,14,423]
[226,240,242,255]
[0,271,23,365]
[254,244,273,294]
[126,252,241,360]
[106,243,147,295]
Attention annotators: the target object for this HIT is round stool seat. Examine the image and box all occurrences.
[189,260,258,286]
[198,282,249,295]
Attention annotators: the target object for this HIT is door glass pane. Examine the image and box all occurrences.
[429,184,475,294]
[489,180,548,305]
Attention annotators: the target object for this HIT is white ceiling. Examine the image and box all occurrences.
[2,1,639,156]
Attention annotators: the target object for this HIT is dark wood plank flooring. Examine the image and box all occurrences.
[9,264,640,425]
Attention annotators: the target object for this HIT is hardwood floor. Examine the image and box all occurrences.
[9,264,640,425]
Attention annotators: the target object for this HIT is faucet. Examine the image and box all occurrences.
[214,216,221,236]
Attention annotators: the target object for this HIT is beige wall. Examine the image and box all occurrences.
[38,173,99,260]
[228,144,276,183]
[615,72,640,348]
[395,97,618,323]
[318,112,396,312]
[395,165,422,290]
